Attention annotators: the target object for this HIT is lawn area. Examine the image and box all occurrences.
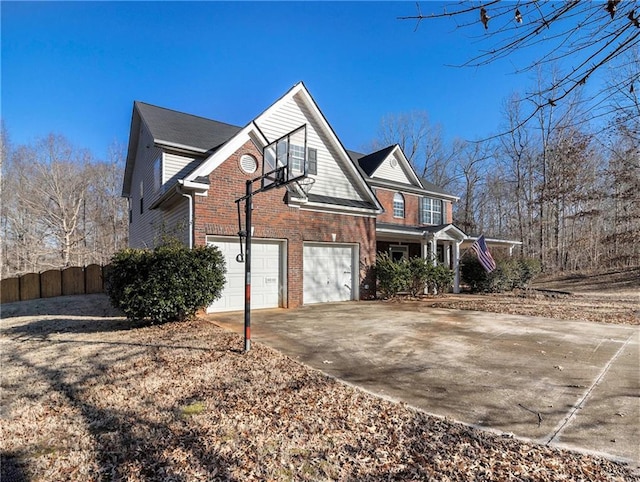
[1,294,638,481]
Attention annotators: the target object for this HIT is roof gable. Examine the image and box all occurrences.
[122,102,242,197]
[355,145,422,188]
[135,101,242,153]
[186,82,382,213]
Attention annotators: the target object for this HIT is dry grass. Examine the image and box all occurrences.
[1,294,638,481]
[418,267,639,325]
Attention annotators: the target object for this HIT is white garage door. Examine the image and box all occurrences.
[303,243,355,304]
[206,238,282,312]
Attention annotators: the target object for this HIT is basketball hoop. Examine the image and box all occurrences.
[286,177,315,199]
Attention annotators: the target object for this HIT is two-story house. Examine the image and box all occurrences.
[123,82,382,312]
[123,82,513,312]
[349,146,466,291]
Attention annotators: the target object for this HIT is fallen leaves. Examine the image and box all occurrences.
[422,290,639,325]
[2,308,638,482]
[3,285,640,481]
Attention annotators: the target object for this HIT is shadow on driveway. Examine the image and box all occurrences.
[209,300,640,465]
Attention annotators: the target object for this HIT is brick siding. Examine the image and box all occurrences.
[193,141,377,308]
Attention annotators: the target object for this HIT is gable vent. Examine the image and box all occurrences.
[240,154,258,174]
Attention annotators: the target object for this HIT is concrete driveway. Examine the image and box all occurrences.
[209,301,639,465]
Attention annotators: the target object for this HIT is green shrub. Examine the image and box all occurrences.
[376,253,454,298]
[375,252,411,298]
[516,257,542,288]
[461,255,541,293]
[407,257,432,297]
[460,255,487,292]
[105,241,226,323]
[431,263,455,294]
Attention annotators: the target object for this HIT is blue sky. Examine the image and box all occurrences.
[3,1,545,161]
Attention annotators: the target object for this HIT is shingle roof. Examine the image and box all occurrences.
[135,101,242,152]
[306,193,377,210]
[419,178,454,197]
[353,145,397,176]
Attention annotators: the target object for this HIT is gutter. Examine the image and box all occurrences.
[176,181,193,249]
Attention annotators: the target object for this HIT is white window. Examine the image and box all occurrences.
[393,193,405,218]
[139,180,144,214]
[153,155,162,192]
[289,144,305,171]
[421,197,443,225]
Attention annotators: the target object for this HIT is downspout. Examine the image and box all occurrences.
[176,182,193,249]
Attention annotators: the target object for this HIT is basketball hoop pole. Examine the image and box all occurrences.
[234,123,309,353]
[243,179,252,353]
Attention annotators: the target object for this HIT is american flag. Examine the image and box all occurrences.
[471,235,496,273]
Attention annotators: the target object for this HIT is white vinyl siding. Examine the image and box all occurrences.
[129,126,164,248]
[164,152,202,188]
[372,152,413,185]
[128,125,192,248]
[255,94,366,203]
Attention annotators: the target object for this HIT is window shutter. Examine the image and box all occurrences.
[307,148,317,175]
[441,200,446,224]
[419,197,424,224]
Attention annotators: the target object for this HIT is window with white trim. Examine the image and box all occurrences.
[289,144,305,171]
[420,197,443,225]
[153,155,162,192]
[393,193,405,218]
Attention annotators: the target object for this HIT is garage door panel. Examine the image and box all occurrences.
[207,238,281,312]
[303,244,354,305]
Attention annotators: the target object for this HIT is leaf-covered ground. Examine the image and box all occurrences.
[420,290,638,325]
[420,267,640,325]
[1,296,638,481]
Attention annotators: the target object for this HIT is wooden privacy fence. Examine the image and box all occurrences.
[1,264,110,304]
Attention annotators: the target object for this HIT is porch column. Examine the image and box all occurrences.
[453,241,461,293]
[430,237,437,266]
[421,239,429,260]
[444,242,451,268]
[421,239,429,295]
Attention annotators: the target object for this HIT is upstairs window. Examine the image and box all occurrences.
[393,193,405,218]
[139,181,144,215]
[275,140,306,172]
[289,144,305,171]
[421,197,443,225]
[153,155,162,192]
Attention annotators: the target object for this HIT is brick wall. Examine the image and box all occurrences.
[375,188,453,226]
[193,141,377,308]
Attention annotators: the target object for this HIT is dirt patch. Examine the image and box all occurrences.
[1,294,638,481]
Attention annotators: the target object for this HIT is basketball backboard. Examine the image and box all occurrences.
[261,124,307,191]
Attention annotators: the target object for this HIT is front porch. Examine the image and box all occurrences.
[376,223,466,293]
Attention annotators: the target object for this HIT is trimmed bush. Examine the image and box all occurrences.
[430,263,455,294]
[461,255,541,293]
[376,252,411,299]
[105,241,226,323]
[376,253,454,298]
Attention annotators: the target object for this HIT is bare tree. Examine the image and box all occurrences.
[371,110,459,190]
[400,1,640,128]
[1,133,129,277]
[451,140,493,234]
